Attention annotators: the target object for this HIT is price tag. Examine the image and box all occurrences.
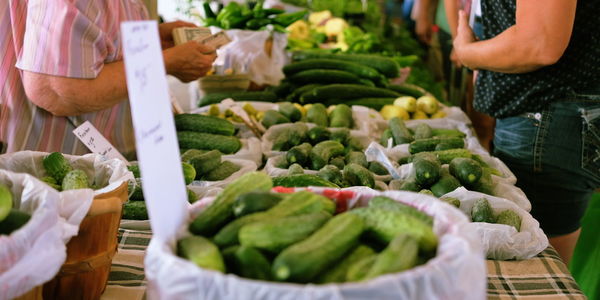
[121,21,188,240]
[72,121,128,162]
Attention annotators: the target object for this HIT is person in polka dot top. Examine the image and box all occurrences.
[452,0,600,265]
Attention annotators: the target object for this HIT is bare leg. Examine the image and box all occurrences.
[549,229,581,266]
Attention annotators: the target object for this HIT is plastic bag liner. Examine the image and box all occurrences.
[144,187,486,300]
[210,28,287,86]
[189,158,258,188]
[0,170,94,299]
[224,137,263,168]
[444,187,548,260]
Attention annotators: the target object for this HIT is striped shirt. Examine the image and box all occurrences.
[0,0,149,157]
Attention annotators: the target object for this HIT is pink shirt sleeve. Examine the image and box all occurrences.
[16,0,109,79]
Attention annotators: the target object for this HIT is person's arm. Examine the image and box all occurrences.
[415,0,440,44]
[453,0,576,73]
[444,0,459,38]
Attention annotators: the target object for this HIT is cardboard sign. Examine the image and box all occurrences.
[121,21,188,241]
[73,121,128,162]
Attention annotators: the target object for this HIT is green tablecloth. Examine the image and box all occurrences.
[101,229,586,300]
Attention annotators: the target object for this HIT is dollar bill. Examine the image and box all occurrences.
[172,27,211,45]
[198,31,232,50]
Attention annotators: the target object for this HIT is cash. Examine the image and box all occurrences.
[172,27,211,46]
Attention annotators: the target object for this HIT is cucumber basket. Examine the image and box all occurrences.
[144,172,486,300]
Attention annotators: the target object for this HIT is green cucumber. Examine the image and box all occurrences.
[189,150,222,178]
[272,174,340,188]
[449,157,483,187]
[262,110,291,128]
[389,117,414,145]
[43,152,72,184]
[232,192,284,217]
[288,163,305,175]
[310,140,345,170]
[199,91,278,106]
[177,236,225,272]
[309,84,400,104]
[307,126,331,144]
[343,163,375,188]
[292,51,400,78]
[287,84,322,103]
[181,162,196,185]
[271,123,309,151]
[413,155,441,188]
[495,210,522,231]
[471,168,495,195]
[430,128,467,138]
[316,244,376,283]
[122,200,148,220]
[368,161,389,176]
[409,137,465,154]
[174,114,235,136]
[286,143,312,166]
[398,179,421,192]
[202,161,240,181]
[380,129,393,146]
[289,69,363,85]
[0,209,31,235]
[388,83,427,98]
[278,102,302,122]
[0,185,13,222]
[471,198,495,223]
[317,165,344,187]
[413,123,433,140]
[430,173,462,197]
[441,197,461,208]
[177,131,241,154]
[368,196,433,226]
[345,254,377,282]
[180,149,208,164]
[223,246,272,280]
[365,233,419,280]
[61,169,89,190]
[345,151,368,168]
[283,59,382,80]
[330,128,350,145]
[329,104,353,128]
[307,103,329,127]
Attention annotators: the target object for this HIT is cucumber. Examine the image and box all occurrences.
[122,200,148,220]
[419,189,434,196]
[0,185,13,222]
[341,97,397,111]
[232,192,284,217]
[388,179,404,191]
[292,51,401,78]
[471,168,495,195]
[287,84,322,103]
[329,104,353,128]
[409,137,465,154]
[413,123,433,140]
[434,142,457,151]
[180,149,208,164]
[351,207,437,252]
[181,162,197,185]
[345,151,368,168]
[43,152,72,184]
[283,59,382,80]
[413,155,441,188]
[199,91,278,106]
[174,114,235,136]
[310,140,345,170]
[389,117,414,145]
[129,178,144,200]
[430,173,462,197]
[307,103,329,127]
[441,197,461,208]
[262,110,291,128]
[272,174,340,188]
[272,212,365,282]
[449,157,483,187]
[214,191,335,247]
[368,161,389,176]
[61,169,89,190]
[271,123,309,151]
[430,128,467,138]
[316,244,376,283]
[388,83,427,98]
[345,254,377,282]
[365,233,419,280]
[202,161,240,181]
[330,129,350,145]
[189,150,222,178]
[223,246,272,280]
[187,188,198,203]
[189,172,272,236]
[271,81,296,98]
[495,210,522,231]
[380,129,393,146]
[358,78,376,87]
[0,209,31,235]
[368,196,433,226]
[278,102,302,122]
[471,198,495,223]
[239,211,331,253]
[288,163,305,175]
[398,179,421,192]
[317,165,344,187]
[286,143,312,166]
[343,163,375,188]
[309,84,400,104]
[289,69,363,85]
[177,131,241,154]
[127,164,141,178]
[177,236,225,272]
[329,157,346,170]
[307,126,331,144]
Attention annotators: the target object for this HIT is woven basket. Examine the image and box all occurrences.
[43,181,128,300]
[14,285,43,300]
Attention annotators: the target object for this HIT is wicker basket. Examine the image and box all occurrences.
[14,285,43,300]
[43,181,128,300]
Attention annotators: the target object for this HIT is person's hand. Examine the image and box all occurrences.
[453,10,477,68]
[415,17,433,45]
[158,21,197,49]
[163,42,217,83]
[450,48,462,68]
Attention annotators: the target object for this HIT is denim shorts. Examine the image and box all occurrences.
[493,93,600,236]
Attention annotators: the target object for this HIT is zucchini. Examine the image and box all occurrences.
[189,150,222,178]
[329,104,353,128]
[43,152,72,184]
[262,110,290,128]
[283,59,382,80]
[289,69,363,85]
[471,198,495,223]
[288,163,305,175]
[430,173,462,197]
[380,129,393,146]
[177,131,241,154]
[310,140,345,170]
[343,163,375,188]
[306,103,329,127]
[272,212,365,282]
[307,126,331,144]
[409,137,465,154]
[174,114,235,136]
[368,161,389,176]
[287,84,321,103]
[345,254,377,282]
[389,117,414,145]
[286,143,312,166]
[199,91,278,106]
[0,209,31,235]
[317,165,344,187]
[292,51,401,78]
[239,211,331,253]
[413,123,433,140]
[223,246,272,280]
[189,172,272,236]
[368,196,433,226]
[329,157,346,170]
[388,83,427,98]
[365,234,419,280]
[232,192,284,217]
[345,151,368,168]
[202,161,240,181]
[177,236,225,272]
[272,174,340,188]
[449,157,483,187]
[278,102,302,122]
[341,97,396,111]
[495,210,522,231]
[351,207,438,252]
[309,84,400,104]
[316,244,376,283]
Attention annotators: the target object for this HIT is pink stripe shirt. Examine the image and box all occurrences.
[0,0,148,157]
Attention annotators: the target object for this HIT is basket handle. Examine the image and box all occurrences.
[87,196,123,217]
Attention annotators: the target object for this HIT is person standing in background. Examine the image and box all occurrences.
[453,0,600,264]
[0,0,216,157]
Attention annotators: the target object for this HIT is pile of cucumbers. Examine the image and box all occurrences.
[40,152,93,191]
[470,198,523,232]
[175,113,242,155]
[262,102,355,130]
[0,183,31,235]
[178,172,438,283]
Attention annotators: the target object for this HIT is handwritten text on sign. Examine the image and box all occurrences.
[72,121,128,162]
[121,21,188,241]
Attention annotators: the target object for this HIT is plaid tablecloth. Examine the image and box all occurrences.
[101,229,587,300]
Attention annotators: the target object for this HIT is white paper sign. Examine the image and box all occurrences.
[121,21,188,240]
[73,121,128,162]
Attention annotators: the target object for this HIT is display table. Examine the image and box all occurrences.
[101,229,587,300]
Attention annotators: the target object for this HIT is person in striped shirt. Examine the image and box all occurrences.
[0,0,216,158]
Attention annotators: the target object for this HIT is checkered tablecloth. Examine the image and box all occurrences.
[101,229,587,300]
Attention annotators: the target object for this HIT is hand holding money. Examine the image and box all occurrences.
[172,27,232,49]
[163,41,218,83]
[158,21,198,49]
